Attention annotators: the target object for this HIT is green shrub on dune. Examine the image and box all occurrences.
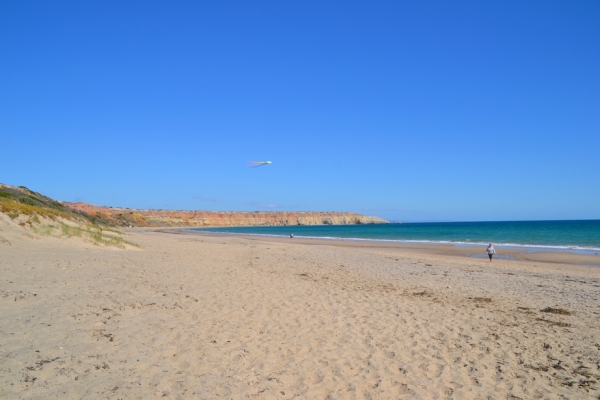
[0,184,139,248]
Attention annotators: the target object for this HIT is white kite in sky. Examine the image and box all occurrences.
[247,161,272,167]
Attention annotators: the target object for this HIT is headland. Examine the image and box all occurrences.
[64,201,388,227]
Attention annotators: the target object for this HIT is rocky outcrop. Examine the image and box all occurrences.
[64,202,389,228]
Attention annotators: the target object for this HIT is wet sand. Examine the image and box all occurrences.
[175,228,600,267]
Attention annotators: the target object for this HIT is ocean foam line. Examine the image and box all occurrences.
[187,230,600,252]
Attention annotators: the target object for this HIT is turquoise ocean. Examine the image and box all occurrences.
[192,220,600,253]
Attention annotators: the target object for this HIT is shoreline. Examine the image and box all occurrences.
[167,228,600,267]
[181,224,600,252]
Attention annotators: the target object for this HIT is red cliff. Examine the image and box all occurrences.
[64,203,389,227]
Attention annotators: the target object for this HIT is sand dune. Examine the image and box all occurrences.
[1,220,599,399]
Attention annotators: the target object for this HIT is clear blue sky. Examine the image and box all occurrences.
[1,1,599,222]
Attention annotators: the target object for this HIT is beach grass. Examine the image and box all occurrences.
[1,184,138,248]
[32,222,140,248]
[0,185,113,226]
[0,195,68,222]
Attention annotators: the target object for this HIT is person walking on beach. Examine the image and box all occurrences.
[486,243,496,262]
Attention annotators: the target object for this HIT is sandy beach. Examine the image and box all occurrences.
[2,220,600,399]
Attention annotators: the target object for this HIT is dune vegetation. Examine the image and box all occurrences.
[0,184,138,248]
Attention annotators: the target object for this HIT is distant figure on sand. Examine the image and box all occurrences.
[486,244,496,262]
[290,233,294,238]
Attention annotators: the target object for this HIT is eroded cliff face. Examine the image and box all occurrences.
[64,203,388,227]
